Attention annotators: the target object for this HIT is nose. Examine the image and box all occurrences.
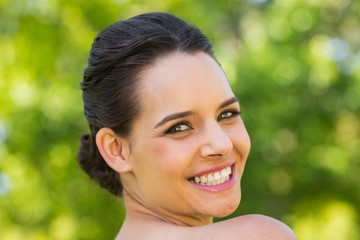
[199,121,233,159]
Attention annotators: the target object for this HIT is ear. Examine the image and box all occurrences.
[95,127,132,173]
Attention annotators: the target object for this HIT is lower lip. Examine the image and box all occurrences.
[190,167,237,193]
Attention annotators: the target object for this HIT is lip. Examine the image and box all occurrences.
[189,164,237,193]
[190,162,234,178]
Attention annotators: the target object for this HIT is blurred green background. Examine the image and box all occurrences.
[0,0,359,239]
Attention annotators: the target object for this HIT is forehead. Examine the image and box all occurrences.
[137,52,234,116]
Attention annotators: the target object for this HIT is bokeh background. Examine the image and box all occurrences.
[0,0,359,239]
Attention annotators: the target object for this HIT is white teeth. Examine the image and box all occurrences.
[195,176,200,183]
[214,172,221,180]
[221,168,228,177]
[200,176,207,184]
[192,166,232,186]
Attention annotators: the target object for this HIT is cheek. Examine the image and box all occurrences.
[146,140,191,175]
[228,124,251,157]
[151,140,170,157]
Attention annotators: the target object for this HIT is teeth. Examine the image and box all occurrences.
[193,166,232,186]
[200,176,207,184]
[195,176,200,183]
[221,168,227,177]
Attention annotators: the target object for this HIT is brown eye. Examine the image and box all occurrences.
[165,122,192,134]
[217,111,240,121]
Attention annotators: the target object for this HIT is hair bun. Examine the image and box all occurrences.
[78,134,90,164]
[77,133,122,196]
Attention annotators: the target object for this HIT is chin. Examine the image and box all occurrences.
[210,194,241,218]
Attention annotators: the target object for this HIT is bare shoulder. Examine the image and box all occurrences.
[192,214,297,240]
[117,214,297,240]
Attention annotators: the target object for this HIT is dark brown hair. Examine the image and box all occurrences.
[78,12,214,196]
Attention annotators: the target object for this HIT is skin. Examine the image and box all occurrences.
[96,52,297,240]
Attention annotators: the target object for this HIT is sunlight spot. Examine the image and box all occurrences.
[222,60,236,86]
[0,120,7,144]
[309,145,350,175]
[327,38,351,62]
[10,80,36,107]
[305,0,323,6]
[328,0,351,10]
[13,0,58,17]
[248,0,269,6]
[268,168,293,195]
[275,58,301,85]
[308,63,337,91]
[61,6,96,50]
[0,173,12,196]
[41,85,67,120]
[50,215,77,240]
[49,144,71,169]
[290,8,314,32]
[0,38,16,66]
[349,51,360,76]
[294,200,359,240]
[336,111,359,145]
[111,0,128,3]
[1,226,23,240]
[309,34,332,62]
[273,129,298,154]
[241,12,267,51]
[218,38,238,86]
[268,17,291,41]
[276,0,298,10]
[27,229,48,240]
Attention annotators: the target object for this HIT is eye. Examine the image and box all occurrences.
[217,110,240,121]
[165,122,192,134]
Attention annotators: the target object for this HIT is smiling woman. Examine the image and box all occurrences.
[78,12,296,240]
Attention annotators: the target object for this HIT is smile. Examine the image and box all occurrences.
[189,166,232,186]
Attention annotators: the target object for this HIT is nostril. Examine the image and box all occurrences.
[199,123,233,159]
[200,144,232,159]
[208,153,224,157]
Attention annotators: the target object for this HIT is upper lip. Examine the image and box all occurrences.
[189,162,234,178]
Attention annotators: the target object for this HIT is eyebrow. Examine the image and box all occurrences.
[218,96,239,109]
[154,96,239,128]
[155,111,194,128]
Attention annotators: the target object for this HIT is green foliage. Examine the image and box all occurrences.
[0,0,359,239]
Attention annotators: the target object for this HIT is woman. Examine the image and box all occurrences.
[78,12,296,239]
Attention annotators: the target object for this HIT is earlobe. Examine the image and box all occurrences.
[95,128,132,173]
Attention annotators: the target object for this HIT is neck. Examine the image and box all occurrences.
[122,190,213,227]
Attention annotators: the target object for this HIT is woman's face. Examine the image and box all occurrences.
[123,52,250,225]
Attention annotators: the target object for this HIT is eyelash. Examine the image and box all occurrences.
[165,121,192,134]
[217,110,241,121]
[165,110,241,134]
